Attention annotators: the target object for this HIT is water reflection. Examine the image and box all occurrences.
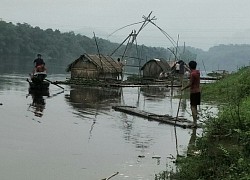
[27,89,49,118]
[65,86,122,141]
[140,86,171,98]
[187,128,197,156]
[65,86,122,113]
[88,118,96,140]
[0,74,28,91]
[27,89,64,118]
[0,72,212,180]
[0,57,67,74]
[120,116,144,152]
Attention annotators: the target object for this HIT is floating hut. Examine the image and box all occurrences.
[66,53,123,80]
[140,58,172,80]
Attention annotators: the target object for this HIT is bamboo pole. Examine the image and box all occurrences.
[101,172,119,180]
[44,79,64,90]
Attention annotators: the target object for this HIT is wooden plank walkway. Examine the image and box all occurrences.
[112,106,200,129]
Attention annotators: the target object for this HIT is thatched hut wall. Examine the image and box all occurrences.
[70,61,98,79]
[67,54,123,80]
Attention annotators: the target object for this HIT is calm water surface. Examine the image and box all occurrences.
[0,73,202,180]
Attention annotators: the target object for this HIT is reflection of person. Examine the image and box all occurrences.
[187,128,197,156]
[31,94,46,117]
[181,61,200,127]
[33,54,46,73]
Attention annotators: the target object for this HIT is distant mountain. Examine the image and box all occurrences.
[193,44,250,72]
[0,20,173,73]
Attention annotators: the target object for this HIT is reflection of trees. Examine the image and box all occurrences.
[0,74,29,90]
[0,75,9,90]
[140,86,171,99]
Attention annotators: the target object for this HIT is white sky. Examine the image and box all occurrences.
[1,0,250,50]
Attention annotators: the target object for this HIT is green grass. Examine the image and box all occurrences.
[202,66,250,102]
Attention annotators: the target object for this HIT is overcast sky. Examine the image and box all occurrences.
[1,0,250,50]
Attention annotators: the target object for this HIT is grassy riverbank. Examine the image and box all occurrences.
[157,66,250,179]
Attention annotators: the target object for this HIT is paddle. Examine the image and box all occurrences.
[44,78,64,90]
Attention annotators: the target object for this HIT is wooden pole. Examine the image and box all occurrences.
[175,75,184,124]
[44,79,64,90]
[175,91,182,124]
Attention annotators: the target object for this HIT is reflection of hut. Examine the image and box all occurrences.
[140,86,170,98]
[65,87,121,110]
[66,53,123,80]
[141,58,171,80]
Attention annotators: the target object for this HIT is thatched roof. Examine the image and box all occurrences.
[141,58,171,72]
[66,53,122,73]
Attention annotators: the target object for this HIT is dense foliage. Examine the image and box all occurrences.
[1,20,250,73]
[0,20,180,73]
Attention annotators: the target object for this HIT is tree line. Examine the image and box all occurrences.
[0,20,183,73]
[1,20,250,73]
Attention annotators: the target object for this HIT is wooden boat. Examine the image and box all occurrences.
[27,72,50,90]
[28,84,50,95]
[28,80,50,90]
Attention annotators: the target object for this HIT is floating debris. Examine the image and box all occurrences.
[138,155,145,158]
[101,172,119,180]
[152,155,161,159]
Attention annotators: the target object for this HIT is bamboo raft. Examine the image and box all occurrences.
[109,83,181,88]
[112,106,200,129]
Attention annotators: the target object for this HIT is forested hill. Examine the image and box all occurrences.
[194,44,250,72]
[0,20,175,73]
[1,20,250,73]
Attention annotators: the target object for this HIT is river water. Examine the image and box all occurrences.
[0,73,201,180]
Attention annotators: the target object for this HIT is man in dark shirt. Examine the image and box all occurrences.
[181,61,201,127]
[33,54,46,72]
[34,54,45,67]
